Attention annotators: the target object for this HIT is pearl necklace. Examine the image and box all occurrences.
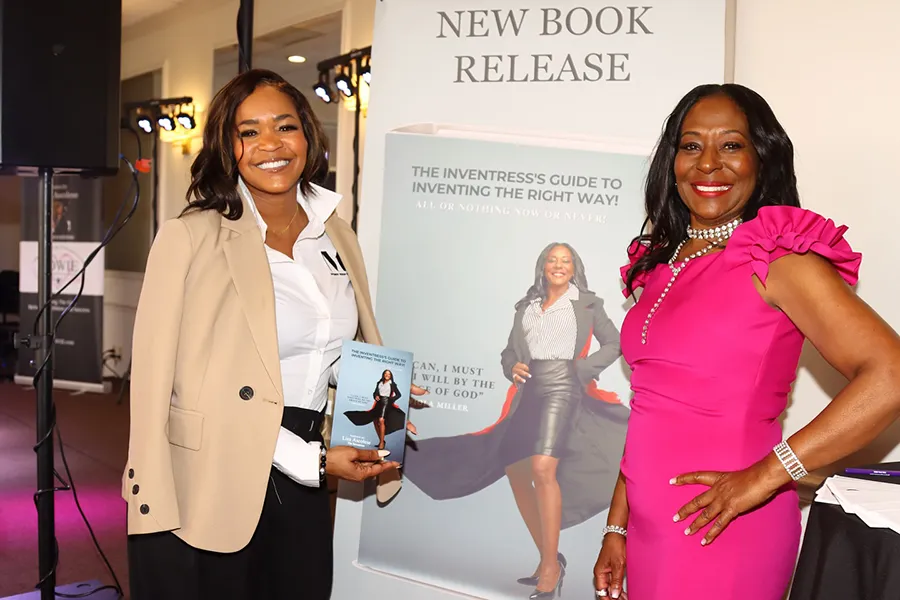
[686,218,742,240]
[640,217,742,345]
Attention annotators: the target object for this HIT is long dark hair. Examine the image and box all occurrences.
[624,83,801,295]
[181,69,329,220]
[515,242,590,311]
[380,370,393,383]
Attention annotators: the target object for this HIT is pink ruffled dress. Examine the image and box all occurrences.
[618,206,862,599]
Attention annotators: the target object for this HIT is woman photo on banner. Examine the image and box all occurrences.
[592,83,900,600]
[404,241,629,599]
[122,68,425,600]
[343,369,406,450]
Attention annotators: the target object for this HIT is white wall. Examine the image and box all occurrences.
[102,271,143,376]
[735,0,900,467]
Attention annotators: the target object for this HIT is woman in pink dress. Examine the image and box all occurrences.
[592,83,900,600]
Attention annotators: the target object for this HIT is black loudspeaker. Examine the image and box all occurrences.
[0,0,122,175]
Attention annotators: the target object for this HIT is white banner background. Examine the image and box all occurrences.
[334,1,729,598]
[18,243,105,297]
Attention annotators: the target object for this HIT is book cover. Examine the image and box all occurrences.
[331,340,414,464]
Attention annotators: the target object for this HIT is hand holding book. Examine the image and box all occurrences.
[326,446,400,482]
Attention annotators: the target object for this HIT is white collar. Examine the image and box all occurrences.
[237,177,342,241]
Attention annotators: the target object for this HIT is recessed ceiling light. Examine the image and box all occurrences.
[287,55,306,64]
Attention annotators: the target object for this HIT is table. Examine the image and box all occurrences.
[789,464,900,600]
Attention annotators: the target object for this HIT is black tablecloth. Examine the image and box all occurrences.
[790,464,900,600]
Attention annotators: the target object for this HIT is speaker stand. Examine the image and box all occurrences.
[7,169,119,599]
[0,580,119,600]
[35,166,57,599]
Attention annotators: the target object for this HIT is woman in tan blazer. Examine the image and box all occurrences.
[123,69,422,600]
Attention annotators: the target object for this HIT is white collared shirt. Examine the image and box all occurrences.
[522,284,579,360]
[238,178,359,487]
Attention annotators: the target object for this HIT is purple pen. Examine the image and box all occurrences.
[844,467,900,477]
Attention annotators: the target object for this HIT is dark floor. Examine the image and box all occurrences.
[0,380,131,598]
[0,380,341,599]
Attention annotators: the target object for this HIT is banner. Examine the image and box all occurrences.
[374,128,647,599]
[334,1,728,599]
[16,175,107,393]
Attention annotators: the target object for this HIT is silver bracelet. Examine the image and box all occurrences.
[602,525,627,538]
[774,440,808,481]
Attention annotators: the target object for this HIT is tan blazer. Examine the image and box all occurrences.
[122,192,398,553]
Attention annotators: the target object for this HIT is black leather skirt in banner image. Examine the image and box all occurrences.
[499,359,579,465]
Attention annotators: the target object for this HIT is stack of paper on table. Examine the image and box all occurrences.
[814,475,900,534]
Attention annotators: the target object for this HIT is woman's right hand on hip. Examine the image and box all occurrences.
[593,533,627,599]
[326,446,399,482]
[511,363,531,384]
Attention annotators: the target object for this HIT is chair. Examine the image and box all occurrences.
[0,270,20,381]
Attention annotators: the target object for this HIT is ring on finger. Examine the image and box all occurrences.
[596,591,608,598]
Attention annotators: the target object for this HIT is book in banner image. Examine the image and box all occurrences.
[331,340,414,463]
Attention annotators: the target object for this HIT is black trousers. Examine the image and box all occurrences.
[128,408,332,600]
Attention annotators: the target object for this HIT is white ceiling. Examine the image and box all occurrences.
[122,0,188,28]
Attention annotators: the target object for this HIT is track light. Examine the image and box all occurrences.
[176,104,196,130]
[136,114,153,134]
[176,113,195,129]
[313,47,371,105]
[313,72,333,103]
[127,97,198,138]
[359,56,371,85]
[157,113,176,132]
[334,69,354,98]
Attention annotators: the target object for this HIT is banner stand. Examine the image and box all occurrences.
[332,2,730,599]
[16,175,109,395]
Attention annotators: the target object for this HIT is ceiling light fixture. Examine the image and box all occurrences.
[288,55,307,64]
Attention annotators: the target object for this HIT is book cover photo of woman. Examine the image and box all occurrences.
[343,369,406,450]
[404,242,630,599]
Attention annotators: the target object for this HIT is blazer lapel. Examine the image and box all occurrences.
[221,213,283,397]
[572,292,595,356]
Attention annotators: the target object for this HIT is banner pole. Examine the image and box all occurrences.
[351,68,362,231]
